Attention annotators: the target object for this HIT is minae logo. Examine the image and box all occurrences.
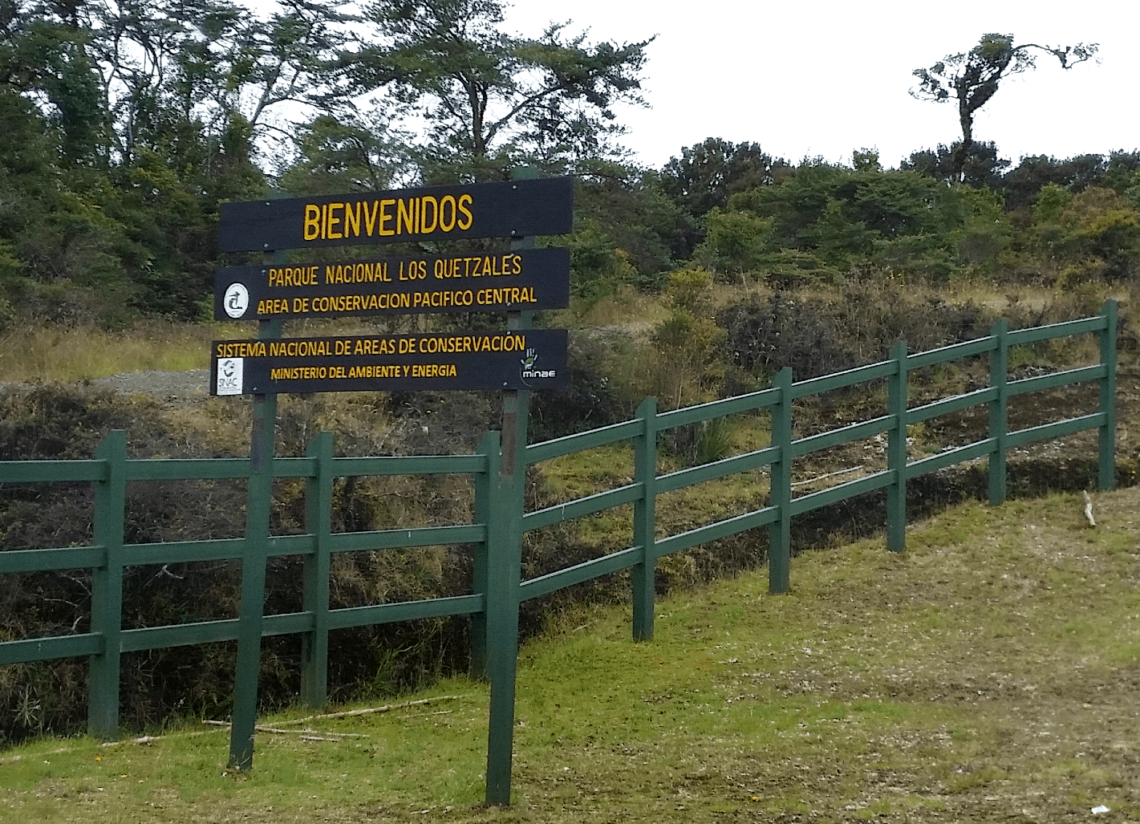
[520,347,556,379]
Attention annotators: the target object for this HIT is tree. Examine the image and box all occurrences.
[343,0,653,177]
[279,112,413,194]
[901,141,1009,189]
[660,137,789,219]
[911,33,1097,181]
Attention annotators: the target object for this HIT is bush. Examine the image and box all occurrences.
[717,284,994,381]
[530,333,625,441]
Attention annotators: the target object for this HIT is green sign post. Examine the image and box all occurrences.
[214,174,572,805]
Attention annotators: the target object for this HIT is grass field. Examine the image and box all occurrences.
[2,487,1138,823]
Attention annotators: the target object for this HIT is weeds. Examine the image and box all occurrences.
[0,276,1131,745]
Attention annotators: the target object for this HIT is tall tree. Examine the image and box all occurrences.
[343,0,653,178]
[911,33,1097,181]
[659,137,791,258]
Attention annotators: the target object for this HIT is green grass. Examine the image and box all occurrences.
[0,320,225,383]
[5,488,1140,822]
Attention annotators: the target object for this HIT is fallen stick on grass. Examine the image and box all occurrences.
[202,694,462,731]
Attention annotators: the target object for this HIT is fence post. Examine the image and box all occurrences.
[482,169,536,806]
[88,429,126,740]
[988,319,1009,506]
[1098,300,1118,492]
[768,367,793,594]
[228,316,281,772]
[469,430,500,680]
[300,431,333,708]
[886,342,909,552]
[632,397,658,641]
[483,429,522,806]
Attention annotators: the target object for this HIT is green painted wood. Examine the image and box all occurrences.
[0,460,105,483]
[328,524,484,553]
[887,342,908,552]
[768,368,793,595]
[272,457,319,478]
[988,319,1009,506]
[120,620,240,652]
[790,359,895,399]
[469,431,498,681]
[125,458,250,481]
[228,315,281,773]
[88,430,126,740]
[484,445,523,805]
[484,167,537,807]
[1007,365,1104,397]
[1006,315,1106,345]
[301,432,333,709]
[121,538,248,566]
[655,387,780,430]
[262,612,312,636]
[331,453,486,477]
[120,535,309,567]
[0,634,101,665]
[0,546,105,574]
[907,439,996,478]
[1006,414,1105,449]
[791,415,893,458]
[655,445,780,494]
[789,471,894,517]
[1099,300,1118,491]
[327,594,485,631]
[522,483,642,531]
[906,387,998,424]
[905,336,996,370]
[0,303,1118,807]
[632,397,657,641]
[523,419,643,464]
[520,546,643,603]
[654,505,780,558]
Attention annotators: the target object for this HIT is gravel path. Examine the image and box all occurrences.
[90,369,210,406]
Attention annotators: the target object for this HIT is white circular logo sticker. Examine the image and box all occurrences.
[223,283,250,318]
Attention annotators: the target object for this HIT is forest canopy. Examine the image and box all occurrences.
[0,2,1137,326]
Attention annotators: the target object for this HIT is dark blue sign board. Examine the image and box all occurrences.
[214,248,570,321]
[219,177,573,252]
[210,329,568,395]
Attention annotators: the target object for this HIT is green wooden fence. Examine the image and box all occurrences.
[0,300,1118,805]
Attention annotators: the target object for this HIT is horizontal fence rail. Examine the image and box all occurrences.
[0,301,1118,805]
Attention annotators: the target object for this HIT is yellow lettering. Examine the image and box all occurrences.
[215,341,266,358]
[304,205,321,241]
[439,195,457,231]
[344,202,361,238]
[457,193,473,230]
[326,202,343,239]
[378,199,395,236]
[362,200,379,236]
[421,196,438,233]
[397,198,415,235]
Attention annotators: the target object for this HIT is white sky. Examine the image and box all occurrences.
[501,0,1139,170]
[249,0,1139,171]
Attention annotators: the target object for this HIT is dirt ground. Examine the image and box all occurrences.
[743,486,1140,823]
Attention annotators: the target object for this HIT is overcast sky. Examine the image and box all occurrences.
[500,0,1139,170]
[248,0,1138,172]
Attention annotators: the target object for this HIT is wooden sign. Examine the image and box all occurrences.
[210,329,568,395]
[219,177,573,252]
[214,248,570,320]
